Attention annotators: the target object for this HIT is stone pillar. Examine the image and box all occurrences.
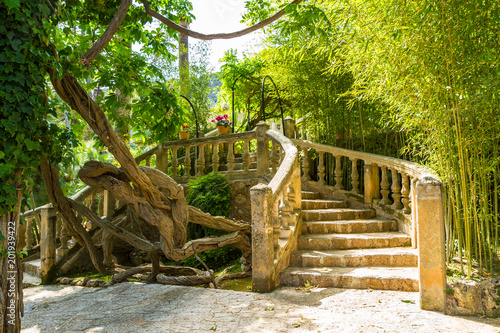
[256,122,270,178]
[284,117,295,139]
[363,163,380,204]
[416,177,446,312]
[40,208,56,284]
[250,184,275,292]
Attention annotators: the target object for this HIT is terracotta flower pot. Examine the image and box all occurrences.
[217,125,229,135]
[179,130,190,140]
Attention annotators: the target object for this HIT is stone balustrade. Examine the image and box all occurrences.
[292,124,445,312]
[156,131,259,182]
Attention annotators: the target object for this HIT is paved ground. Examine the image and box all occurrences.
[21,282,500,333]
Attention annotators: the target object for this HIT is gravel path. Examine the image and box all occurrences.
[21,283,500,332]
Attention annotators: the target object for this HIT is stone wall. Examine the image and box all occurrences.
[447,279,500,317]
[227,179,260,222]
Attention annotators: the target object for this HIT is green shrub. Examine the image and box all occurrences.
[186,172,231,217]
[183,172,240,269]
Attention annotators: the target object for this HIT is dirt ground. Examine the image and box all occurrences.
[21,282,500,333]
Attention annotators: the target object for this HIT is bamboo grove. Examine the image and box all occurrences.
[234,0,500,277]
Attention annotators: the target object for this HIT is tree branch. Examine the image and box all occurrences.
[80,0,132,67]
[140,0,303,40]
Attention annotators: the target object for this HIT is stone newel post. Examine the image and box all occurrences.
[416,176,446,311]
[284,117,296,139]
[250,184,275,292]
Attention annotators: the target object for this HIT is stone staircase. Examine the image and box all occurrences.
[280,190,419,291]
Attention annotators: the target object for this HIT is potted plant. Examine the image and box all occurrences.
[179,125,190,140]
[211,114,232,135]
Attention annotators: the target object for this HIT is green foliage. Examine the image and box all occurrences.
[186,172,231,217]
[0,0,78,216]
[183,172,240,269]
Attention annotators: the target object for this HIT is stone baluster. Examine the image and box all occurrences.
[391,168,403,210]
[212,143,219,173]
[24,217,35,251]
[270,141,278,176]
[292,163,302,211]
[57,222,70,259]
[243,139,251,172]
[401,173,411,214]
[350,158,360,193]
[364,163,380,204]
[197,144,205,176]
[184,146,191,177]
[334,155,344,189]
[171,147,178,177]
[318,151,325,185]
[279,189,291,230]
[287,183,296,215]
[273,197,281,256]
[40,207,57,284]
[410,177,417,247]
[380,166,391,205]
[145,156,151,167]
[205,143,211,167]
[227,141,235,173]
[256,123,270,178]
[301,147,310,181]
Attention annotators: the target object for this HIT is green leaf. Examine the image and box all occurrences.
[2,0,20,10]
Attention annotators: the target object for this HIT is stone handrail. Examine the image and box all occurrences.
[267,130,298,200]
[250,122,302,292]
[293,139,435,179]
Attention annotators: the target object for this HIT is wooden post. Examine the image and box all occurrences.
[250,184,275,292]
[416,177,446,312]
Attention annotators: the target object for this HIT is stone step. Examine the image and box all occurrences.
[23,259,41,277]
[301,191,321,199]
[301,199,347,210]
[290,247,418,268]
[302,219,398,234]
[23,272,41,288]
[298,232,411,250]
[280,266,419,291]
[302,208,375,221]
